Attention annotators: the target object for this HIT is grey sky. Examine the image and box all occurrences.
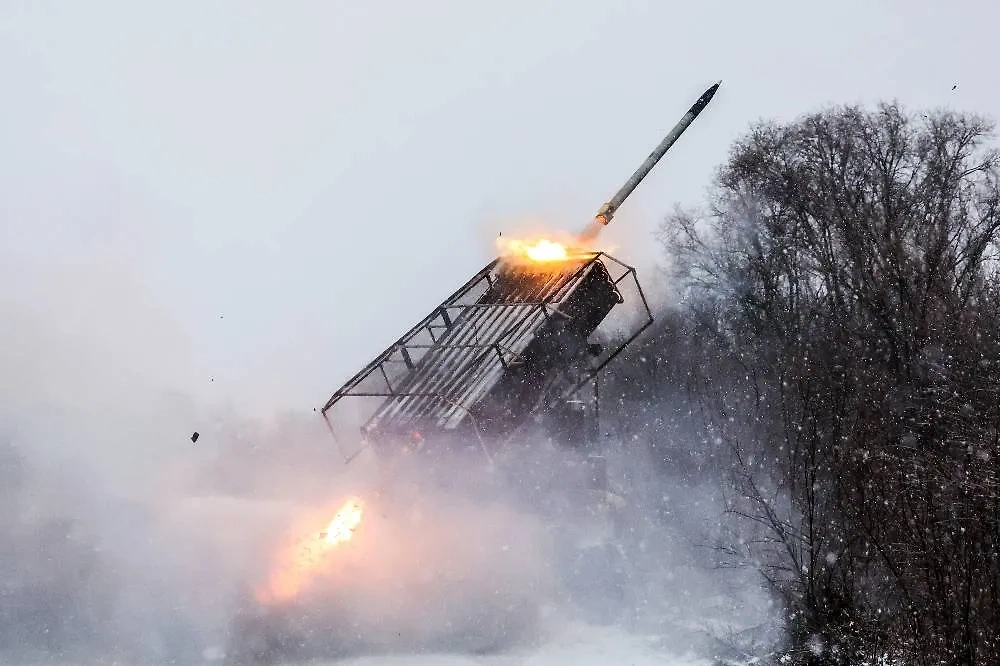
[2,0,996,417]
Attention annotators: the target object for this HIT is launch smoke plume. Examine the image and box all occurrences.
[1,243,771,665]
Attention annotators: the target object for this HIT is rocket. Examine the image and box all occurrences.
[578,80,721,243]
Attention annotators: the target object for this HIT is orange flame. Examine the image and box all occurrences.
[320,497,363,545]
[502,238,570,262]
[255,497,364,606]
[496,234,595,266]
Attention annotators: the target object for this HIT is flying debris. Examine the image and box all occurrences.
[191,431,199,443]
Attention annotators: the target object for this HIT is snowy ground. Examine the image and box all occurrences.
[7,629,710,666]
[250,621,711,666]
[324,626,709,666]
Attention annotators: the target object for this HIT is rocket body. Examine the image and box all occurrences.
[579,81,720,243]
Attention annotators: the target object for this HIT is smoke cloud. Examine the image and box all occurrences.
[1,242,771,665]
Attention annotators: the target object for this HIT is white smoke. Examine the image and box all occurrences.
[0,241,771,665]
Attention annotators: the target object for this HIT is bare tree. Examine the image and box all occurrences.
[659,103,1000,665]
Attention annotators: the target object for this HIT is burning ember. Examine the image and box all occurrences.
[496,234,595,266]
[320,498,363,545]
[255,497,364,606]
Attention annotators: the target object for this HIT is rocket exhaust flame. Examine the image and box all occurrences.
[319,497,363,545]
[502,238,572,263]
[496,234,596,266]
[255,497,364,606]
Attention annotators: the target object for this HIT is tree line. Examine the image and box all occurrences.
[606,102,1000,665]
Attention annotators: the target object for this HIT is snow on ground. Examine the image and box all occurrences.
[307,624,709,666]
[3,624,711,666]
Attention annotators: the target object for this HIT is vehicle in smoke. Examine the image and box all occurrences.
[227,81,721,664]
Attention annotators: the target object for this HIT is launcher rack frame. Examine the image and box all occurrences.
[320,251,652,458]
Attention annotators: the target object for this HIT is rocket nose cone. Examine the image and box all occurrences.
[689,80,721,116]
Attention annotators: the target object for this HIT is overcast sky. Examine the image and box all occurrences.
[2,0,996,418]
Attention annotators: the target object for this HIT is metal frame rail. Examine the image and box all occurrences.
[320,251,653,436]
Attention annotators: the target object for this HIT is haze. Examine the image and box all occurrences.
[3,0,994,415]
[2,1,998,664]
